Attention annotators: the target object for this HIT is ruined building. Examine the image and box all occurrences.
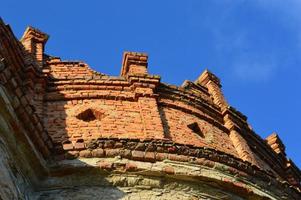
[0,18,300,200]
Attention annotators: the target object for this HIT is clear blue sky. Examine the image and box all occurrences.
[1,0,300,168]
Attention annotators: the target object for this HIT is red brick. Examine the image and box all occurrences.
[125,163,137,172]
[156,152,167,161]
[63,143,73,151]
[162,166,175,175]
[74,142,85,150]
[99,161,113,170]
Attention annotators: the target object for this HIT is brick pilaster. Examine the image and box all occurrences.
[196,69,228,111]
[197,70,258,165]
[20,26,49,66]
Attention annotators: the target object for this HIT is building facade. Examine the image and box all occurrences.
[0,18,300,199]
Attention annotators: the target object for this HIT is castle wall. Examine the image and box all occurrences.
[0,18,300,199]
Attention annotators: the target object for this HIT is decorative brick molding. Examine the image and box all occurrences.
[51,137,300,197]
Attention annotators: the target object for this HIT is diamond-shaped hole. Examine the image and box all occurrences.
[187,122,204,138]
[76,109,103,122]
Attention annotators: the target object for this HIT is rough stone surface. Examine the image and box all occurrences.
[33,185,244,200]
[0,140,27,200]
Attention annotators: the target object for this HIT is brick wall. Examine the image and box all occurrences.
[43,56,238,157]
[40,51,300,190]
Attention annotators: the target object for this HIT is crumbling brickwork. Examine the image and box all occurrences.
[0,18,300,199]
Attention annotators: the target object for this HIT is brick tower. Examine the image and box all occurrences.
[0,18,300,199]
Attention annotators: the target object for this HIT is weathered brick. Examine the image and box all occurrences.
[74,142,85,150]
[162,166,175,175]
[99,161,113,170]
[105,149,120,157]
[79,150,92,158]
[125,163,137,172]
[91,149,104,157]
[144,152,156,162]
[132,150,144,161]
[63,143,73,151]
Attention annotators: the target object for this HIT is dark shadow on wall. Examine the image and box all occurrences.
[158,106,172,140]
[33,166,126,200]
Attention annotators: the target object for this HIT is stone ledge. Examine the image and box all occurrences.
[46,158,300,199]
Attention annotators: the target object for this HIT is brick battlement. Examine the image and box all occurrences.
[42,48,301,192]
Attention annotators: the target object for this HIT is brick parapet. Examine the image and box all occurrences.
[43,65,236,152]
[44,59,104,80]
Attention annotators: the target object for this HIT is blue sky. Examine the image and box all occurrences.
[1,0,300,168]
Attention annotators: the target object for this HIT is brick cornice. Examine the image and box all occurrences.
[52,137,300,196]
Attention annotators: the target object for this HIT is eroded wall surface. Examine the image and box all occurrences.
[0,89,31,200]
[33,184,244,200]
[0,140,27,200]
